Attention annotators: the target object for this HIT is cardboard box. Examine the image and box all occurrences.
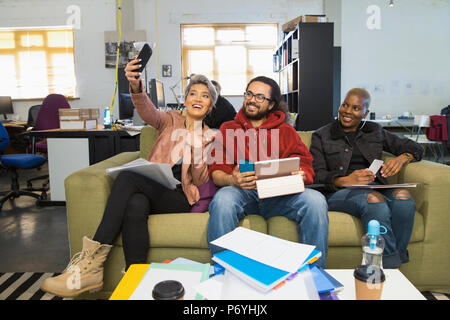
[282,16,303,33]
[89,108,100,120]
[304,15,328,23]
[59,108,99,130]
[282,15,328,33]
[59,119,98,130]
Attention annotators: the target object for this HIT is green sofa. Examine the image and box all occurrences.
[64,126,450,299]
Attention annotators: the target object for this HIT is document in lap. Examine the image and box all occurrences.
[254,157,304,199]
[106,158,180,190]
[344,183,418,189]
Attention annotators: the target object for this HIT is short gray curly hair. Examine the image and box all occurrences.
[184,74,218,108]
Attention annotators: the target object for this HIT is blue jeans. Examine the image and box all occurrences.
[207,187,329,268]
[326,188,416,269]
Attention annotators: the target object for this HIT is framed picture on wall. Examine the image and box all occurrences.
[162,65,172,77]
[104,30,147,68]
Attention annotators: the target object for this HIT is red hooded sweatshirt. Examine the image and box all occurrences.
[209,108,315,185]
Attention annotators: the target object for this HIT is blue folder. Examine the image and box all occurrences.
[213,248,322,292]
[213,250,289,291]
[309,264,337,293]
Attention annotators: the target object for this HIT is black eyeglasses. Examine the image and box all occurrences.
[243,91,272,103]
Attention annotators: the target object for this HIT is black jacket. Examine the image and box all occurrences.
[310,120,424,192]
[204,95,237,129]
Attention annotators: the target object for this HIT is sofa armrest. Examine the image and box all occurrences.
[396,160,450,240]
[64,151,140,254]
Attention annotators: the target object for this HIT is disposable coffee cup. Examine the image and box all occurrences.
[353,265,385,300]
[152,280,185,300]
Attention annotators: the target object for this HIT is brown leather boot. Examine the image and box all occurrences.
[40,236,112,298]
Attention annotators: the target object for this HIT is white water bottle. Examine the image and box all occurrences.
[104,106,111,129]
[361,220,386,268]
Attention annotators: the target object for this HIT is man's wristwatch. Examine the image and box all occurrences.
[401,153,413,163]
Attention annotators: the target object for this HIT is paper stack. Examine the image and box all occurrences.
[210,227,319,293]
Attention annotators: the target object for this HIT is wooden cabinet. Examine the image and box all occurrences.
[274,23,336,131]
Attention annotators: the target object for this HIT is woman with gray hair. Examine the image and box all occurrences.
[184,74,218,112]
[41,60,218,298]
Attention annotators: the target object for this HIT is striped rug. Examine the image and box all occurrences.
[0,272,71,300]
[0,272,449,300]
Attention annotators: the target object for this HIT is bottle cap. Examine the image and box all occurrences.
[367,220,387,236]
[367,220,380,236]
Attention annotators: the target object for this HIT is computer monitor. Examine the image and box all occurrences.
[149,79,165,109]
[118,92,135,119]
[0,96,14,120]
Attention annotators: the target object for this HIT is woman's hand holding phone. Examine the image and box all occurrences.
[124,58,142,93]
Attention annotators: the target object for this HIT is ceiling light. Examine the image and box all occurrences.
[388,0,394,7]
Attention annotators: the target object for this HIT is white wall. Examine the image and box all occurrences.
[0,0,117,121]
[2,0,448,121]
[0,0,325,120]
[324,0,341,46]
[133,0,325,110]
[341,0,450,118]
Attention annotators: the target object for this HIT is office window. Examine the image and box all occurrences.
[181,24,278,96]
[0,26,77,99]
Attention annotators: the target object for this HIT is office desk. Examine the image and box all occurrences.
[371,119,415,127]
[371,119,415,135]
[29,127,140,165]
[26,127,141,202]
[3,121,28,154]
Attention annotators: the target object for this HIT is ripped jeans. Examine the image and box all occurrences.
[326,188,416,269]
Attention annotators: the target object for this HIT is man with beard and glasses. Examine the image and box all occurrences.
[206,76,329,268]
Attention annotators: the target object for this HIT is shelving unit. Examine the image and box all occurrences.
[274,22,335,131]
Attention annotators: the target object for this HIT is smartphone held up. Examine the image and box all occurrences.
[134,43,152,79]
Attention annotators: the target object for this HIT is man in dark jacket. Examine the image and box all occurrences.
[207,76,329,268]
[203,80,237,129]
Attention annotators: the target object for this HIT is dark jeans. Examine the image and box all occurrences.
[93,171,190,269]
[326,188,416,268]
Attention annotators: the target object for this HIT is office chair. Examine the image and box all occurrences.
[0,121,48,211]
[33,94,71,154]
[26,104,42,129]
[26,95,71,190]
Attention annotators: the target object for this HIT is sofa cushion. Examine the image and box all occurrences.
[267,210,424,246]
[298,131,313,149]
[113,210,424,248]
[113,213,267,248]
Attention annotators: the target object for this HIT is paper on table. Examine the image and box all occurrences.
[192,274,225,300]
[345,183,418,189]
[125,130,141,136]
[210,227,315,273]
[129,263,209,300]
[219,269,319,300]
[170,257,215,276]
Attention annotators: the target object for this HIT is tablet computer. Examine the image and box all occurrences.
[254,157,300,180]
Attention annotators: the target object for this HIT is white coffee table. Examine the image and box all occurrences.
[326,269,425,300]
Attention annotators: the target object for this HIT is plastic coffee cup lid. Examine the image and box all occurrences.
[354,265,385,283]
[152,280,185,300]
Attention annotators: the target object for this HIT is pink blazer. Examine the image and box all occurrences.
[131,89,216,206]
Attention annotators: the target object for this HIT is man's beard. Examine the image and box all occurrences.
[243,102,270,120]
